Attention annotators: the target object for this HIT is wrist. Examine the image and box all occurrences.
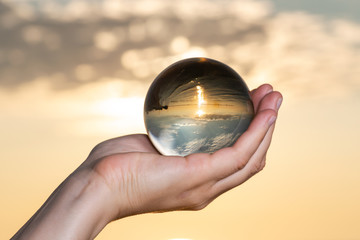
[13,168,116,240]
[59,168,117,239]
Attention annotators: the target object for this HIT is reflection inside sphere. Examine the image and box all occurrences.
[144,57,254,156]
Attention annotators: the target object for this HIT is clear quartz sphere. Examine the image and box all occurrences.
[144,57,254,156]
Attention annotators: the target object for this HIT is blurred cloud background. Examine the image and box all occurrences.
[1,0,359,239]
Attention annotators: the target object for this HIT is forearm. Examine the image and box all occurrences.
[12,169,115,240]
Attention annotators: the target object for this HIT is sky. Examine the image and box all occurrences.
[1,0,360,239]
[271,0,360,21]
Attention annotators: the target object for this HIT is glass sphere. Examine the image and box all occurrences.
[144,57,254,156]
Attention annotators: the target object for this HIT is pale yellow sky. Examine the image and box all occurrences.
[2,79,359,240]
[1,0,360,239]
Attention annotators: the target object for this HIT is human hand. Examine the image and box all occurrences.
[12,84,282,240]
[82,84,282,219]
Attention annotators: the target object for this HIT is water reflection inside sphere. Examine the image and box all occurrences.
[144,57,254,156]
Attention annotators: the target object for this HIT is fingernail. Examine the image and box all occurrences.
[276,98,283,110]
[268,115,277,126]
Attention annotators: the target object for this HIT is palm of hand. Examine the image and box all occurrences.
[83,134,216,218]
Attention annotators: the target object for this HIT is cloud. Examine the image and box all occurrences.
[244,12,360,98]
[176,137,208,156]
[0,0,359,100]
[172,132,240,156]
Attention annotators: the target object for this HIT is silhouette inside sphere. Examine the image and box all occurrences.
[144,57,254,156]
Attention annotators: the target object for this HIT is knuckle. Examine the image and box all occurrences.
[260,160,266,170]
[180,189,211,211]
[191,202,209,211]
[87,139,111,159]
[235,158,248,171]
[250,159,265,175]
[187,194,205,208]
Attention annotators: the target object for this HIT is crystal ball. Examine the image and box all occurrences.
[144,57,254,156]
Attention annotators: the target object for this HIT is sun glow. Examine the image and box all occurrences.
[196,85,205,107]
[83,96,145,136]
[196,85,206,117]
[196,109,205,117]
[92,97,143,118]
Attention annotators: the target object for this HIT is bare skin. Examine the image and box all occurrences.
[12,84,282,240]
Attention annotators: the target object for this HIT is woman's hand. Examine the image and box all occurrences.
[12,84,282,240]
[83,83,282,216]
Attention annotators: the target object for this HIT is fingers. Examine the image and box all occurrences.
[210,108,276,179]
[250,84,273,113]
[209,88,282,191]
[214,122,275,192]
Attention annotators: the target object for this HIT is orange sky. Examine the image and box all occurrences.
[1,0,360,239]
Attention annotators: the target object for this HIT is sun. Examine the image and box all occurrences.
[196,109,205,117]
[196,85,206,117]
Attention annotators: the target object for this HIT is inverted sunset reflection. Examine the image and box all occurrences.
[144,58,254,156]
